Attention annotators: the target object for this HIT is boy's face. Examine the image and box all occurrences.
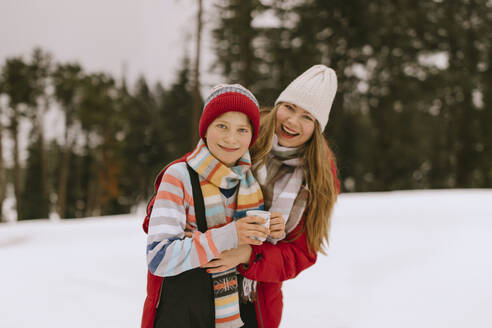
[205,111,253,167]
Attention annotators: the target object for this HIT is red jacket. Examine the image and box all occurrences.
[236,154,340,328]
[141,153,340,328]
[141,155,189,328]
[237,217,316,328]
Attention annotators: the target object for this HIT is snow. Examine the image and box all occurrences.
[1,190,491,327]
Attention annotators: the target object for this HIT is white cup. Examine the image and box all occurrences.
[246,210,271,242]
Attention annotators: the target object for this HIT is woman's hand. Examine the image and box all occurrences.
[202,245,253,274]
[235,216,269,245]
[269,212,286,239]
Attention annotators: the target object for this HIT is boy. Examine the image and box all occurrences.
[144,84,274,328]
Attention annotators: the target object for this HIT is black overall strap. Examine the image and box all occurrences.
[186,163,207,233]
[154,165,214,328]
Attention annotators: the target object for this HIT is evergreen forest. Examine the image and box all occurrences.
[0,0,491,220]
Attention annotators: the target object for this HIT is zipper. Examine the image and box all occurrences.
[156,279,164,308]
[210,270,215,327]
[255,282,265,328]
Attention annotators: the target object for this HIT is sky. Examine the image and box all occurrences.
[0,0,218,87]
[0,0,222,166]
[1,189,491,327]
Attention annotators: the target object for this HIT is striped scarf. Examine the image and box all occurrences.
[241,136,309,303]
[187,139,264,328]
[256,135,308,235]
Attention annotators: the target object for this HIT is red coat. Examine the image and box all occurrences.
[141,155,189,328]
[237,154,340,328]
[237,217,316,328]
[141,153,340,328]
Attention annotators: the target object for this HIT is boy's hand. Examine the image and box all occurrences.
[235,216,269,245]
[269,212,285,239]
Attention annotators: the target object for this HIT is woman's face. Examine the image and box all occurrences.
[275,102,316,148]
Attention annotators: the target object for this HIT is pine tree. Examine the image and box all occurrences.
[20,129,50,219]
[191,0,204,146]
[52,62,84,218]
[21,48,53,218]
[119,75,161,204]
[1,57,36,219]
[212,0,265,91]
[118,60,194,207]
[161,58,195,160]
[77,72,126,216]
[481,40,492,186]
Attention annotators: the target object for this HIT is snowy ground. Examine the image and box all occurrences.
[1,189,491,328]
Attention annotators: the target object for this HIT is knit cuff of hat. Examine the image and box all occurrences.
[275,64,337,131]
[199,92,260,146]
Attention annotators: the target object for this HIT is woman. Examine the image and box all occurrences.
[203,65,341,328]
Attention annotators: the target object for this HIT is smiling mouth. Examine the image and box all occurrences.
[281,124,300,137]
[219,145,240,152]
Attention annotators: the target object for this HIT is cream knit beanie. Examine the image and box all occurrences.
[275,64,337,130]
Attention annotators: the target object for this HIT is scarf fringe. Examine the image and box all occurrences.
[240,277,257,303]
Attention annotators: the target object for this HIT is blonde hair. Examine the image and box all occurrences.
[251,104,338,255]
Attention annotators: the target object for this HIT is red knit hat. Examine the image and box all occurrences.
[199,84,260,146]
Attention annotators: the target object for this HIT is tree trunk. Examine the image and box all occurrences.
[40,98,49,213]
[84,132,101,217]
[85,158,101,217]
[57,133,71,218]
[191,0,203,147]
[455,3,479,187]
[11,107,22,220]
